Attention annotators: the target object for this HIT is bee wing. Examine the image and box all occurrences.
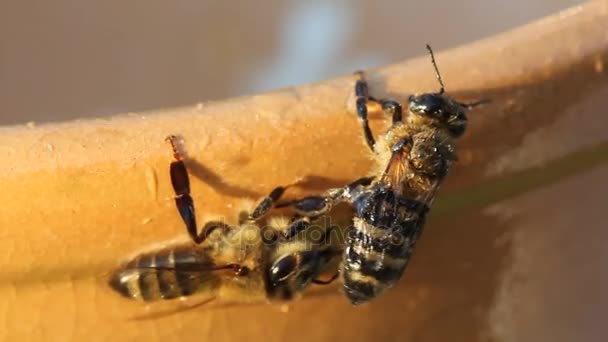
[379,142,410,192]
[381,134,450,206]
[413,132,456,207]
[137,263,240,273]
[123,261,264,320]
[109,251,238,302]
[415,178,441,207]
[130,297,217,321]
[378,137,447,245]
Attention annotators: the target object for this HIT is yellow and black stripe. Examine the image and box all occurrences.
[342,188,429,305]
[109,246,220,302]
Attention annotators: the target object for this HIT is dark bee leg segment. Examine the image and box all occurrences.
[346,176,375,189]
[248,186,288,221]
[174,194,198,242]
[166,138,199,243]
[392,136,412,153]
[282,216,311,240]
[169,159,190,196]
[326,176,376,206]
[380,100,403,124]
[354,71,376,151]
[279,196,330,217]
[357,98,375,151]
[195,221,232,244]
[276,176,375,217]
[166,135,231,244]
[312,272,339,285]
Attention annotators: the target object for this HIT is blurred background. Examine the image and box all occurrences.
[0,0,583,125]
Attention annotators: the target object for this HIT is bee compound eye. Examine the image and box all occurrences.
[270,255,297,283]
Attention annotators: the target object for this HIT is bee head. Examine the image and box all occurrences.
[408,44,487,138]
[266,249,329,300]
[408,93,470,137]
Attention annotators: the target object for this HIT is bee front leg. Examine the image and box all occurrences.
[354,71,378,152]
[355,72,405,148]
[380,100,403,124]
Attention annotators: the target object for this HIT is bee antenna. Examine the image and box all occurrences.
[457,99,491,110]
[426,44,445,94]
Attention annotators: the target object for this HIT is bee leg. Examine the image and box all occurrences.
[276,176,375,216]
[282,216,312,240]
[354,71,377,152]
[380,100,403,124]
[277,195,332,217]
[166,135,201,243]
[312,272,339,285]
[247,186,289,222]
[194,221,233,244]
[273,177,373,239]
[166,135,235,244]
[280,214,343,243]
[260,216,312,243]
[345,176,375,191]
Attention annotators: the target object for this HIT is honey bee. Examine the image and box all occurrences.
[108,136,339,305]
[280,45,487,304]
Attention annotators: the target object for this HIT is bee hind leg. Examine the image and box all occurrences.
[166,135,235,244]
[166,135,202,243]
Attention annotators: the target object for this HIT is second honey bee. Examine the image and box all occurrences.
[281,45,487,304]
[109,136,338,305]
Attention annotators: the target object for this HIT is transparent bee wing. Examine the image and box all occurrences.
[130,296,217,321]
[379,142,410,192]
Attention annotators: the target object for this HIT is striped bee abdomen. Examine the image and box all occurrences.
[342,188,429,305]
[109,246,220,302]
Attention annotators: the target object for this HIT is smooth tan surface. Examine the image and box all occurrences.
[1,1,608,341]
